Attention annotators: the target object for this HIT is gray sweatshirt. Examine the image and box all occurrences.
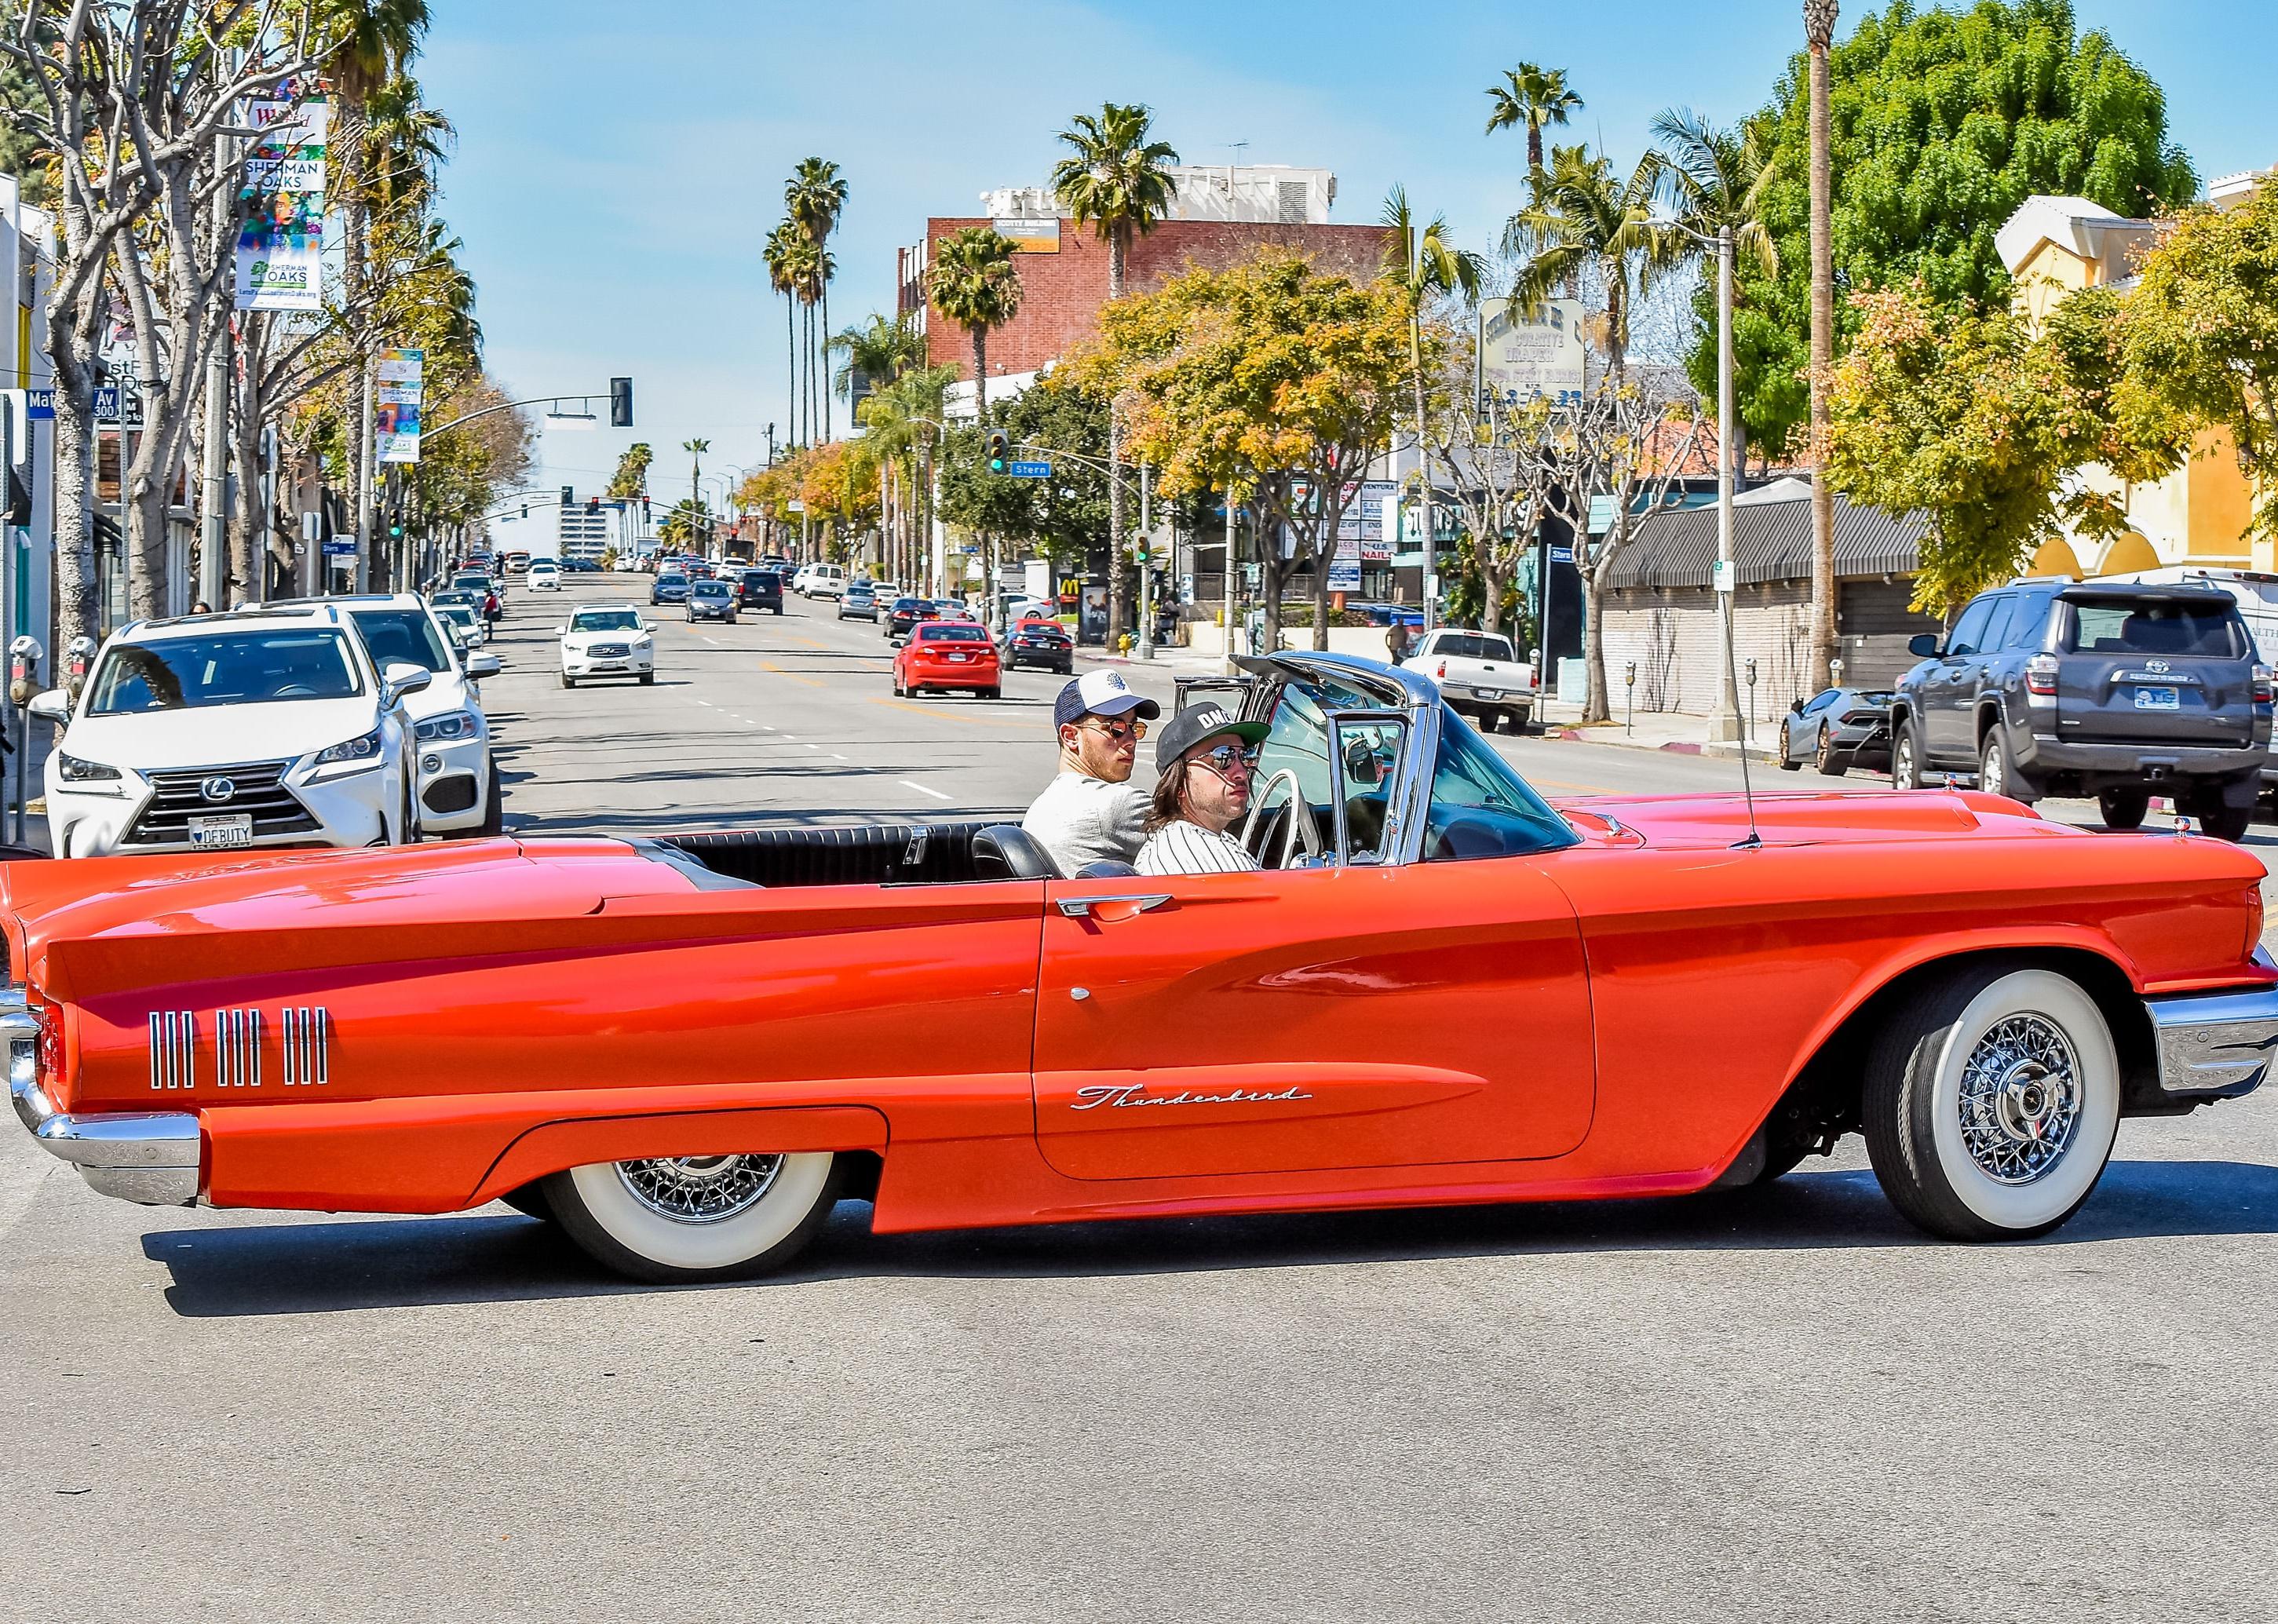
[1020,772,1149,875]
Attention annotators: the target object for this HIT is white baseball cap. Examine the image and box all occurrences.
[1053,669,1163,729]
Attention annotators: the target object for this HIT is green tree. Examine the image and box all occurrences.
[1484,62,1582,175]
[928,227,1024,418]
[2117,177,2278,538]
[786,158,849,440]
[682,437,710,513]
[1052,101,1180,644]
[762,224,804,443]
[1504,144,1671,383]
[829,312,923,406]
[1719,0,2197,465]
[1380,185,1484,583]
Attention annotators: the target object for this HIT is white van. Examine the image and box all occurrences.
[799,564,846,600]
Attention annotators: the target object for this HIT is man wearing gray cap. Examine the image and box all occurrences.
[1135,703,1274,876]
[1020,670,1163,875]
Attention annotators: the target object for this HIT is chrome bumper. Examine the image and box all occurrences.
[2145,985,2278,1100]
[4,991,200,1206]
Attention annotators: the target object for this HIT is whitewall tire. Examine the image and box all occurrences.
[542,1151,841,1283]
[1864,966,2119,1240]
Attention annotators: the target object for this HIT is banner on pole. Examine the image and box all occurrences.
[235,88,329,312]
[376,349,425,465]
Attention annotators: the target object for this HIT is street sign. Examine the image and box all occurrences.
[322,538,356,557]
[1007,460,1051,479]
[1549,545,1574,564]
[24,388,53,420]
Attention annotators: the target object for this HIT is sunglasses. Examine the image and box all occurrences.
[1191,743,1260,775]
[1082,717,1148,743]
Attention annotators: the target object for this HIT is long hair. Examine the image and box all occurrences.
[1145,760,1189,832]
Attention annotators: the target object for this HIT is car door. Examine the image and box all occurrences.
[1924,594,1999,762]
[1030,677,1594,1181]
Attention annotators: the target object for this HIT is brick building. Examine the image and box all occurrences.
[897,166,1389,402]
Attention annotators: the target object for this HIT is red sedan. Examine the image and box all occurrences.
[893,622,1001,699]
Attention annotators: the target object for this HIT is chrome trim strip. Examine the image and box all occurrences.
[7,994,199,1206]
[148,1009,197,1092]
[214,1008,261,1089]
[280,1006,329,1087]
[1055,893,1174,918]
[2145,986,2278,1096]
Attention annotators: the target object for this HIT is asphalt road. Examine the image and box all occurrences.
[4,575,2276,1622]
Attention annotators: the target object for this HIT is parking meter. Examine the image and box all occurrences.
[1623,660,1637,735]
[1829,655,1845,690]
[65,634,95,700]
[1743,657,1759,743]
[8,634,42,707]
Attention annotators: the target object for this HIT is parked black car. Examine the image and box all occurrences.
[734,568,784,615]
[1777,687,1893,775]
[1002,616,1074,674]
[1891,580,2272,840]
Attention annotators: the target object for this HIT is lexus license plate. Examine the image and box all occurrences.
[188,814,254,848]
[2133,686,2180,710]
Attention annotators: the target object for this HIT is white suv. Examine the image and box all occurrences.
[319,594,506,838]
[34,604,433,858]
[794,564,845,600]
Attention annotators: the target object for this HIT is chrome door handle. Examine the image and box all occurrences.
[1055,893,1174,918]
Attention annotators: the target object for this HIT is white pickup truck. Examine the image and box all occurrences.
[1401,627,1536,733]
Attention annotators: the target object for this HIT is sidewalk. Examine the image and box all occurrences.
[1532,697,1783,763]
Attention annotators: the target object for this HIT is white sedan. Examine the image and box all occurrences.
[559,604,655,688]
[528,560,563,593]
[34,604,429,858]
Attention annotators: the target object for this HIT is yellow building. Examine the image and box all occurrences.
[1997,174,2271,578]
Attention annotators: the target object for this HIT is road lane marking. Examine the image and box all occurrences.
[865,695,1034,730]
[790,635,830,649]
[759,659,825,689]
[900,779,953,801]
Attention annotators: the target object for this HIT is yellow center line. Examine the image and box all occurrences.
[758,659,825,689]
[786,635,831,649]
[864,695,1036,730]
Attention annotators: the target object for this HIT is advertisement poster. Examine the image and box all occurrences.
[235,87,329,312]
[376,348,425,465]
[1478,298,1585,411]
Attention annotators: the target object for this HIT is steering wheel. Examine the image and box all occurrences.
[272,684,317,698]
[1242,768,1325,867]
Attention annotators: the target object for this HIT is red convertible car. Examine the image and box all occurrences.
[6,652,2276,1283]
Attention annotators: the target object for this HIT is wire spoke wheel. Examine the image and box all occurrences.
[1955,1014,2079,1184]
[615,1155,785,1224]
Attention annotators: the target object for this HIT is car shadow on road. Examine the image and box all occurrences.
[137,1156,2278,1317]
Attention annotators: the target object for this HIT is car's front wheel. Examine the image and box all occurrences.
[542,1152,844,1283]
[1863,965,2120,1241]
[1891,719,1926,790]
[1817,722,1849,777]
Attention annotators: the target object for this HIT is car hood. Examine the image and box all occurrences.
[58,696,381,772]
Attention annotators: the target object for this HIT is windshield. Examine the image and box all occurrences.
[436,606,475,626]
[349,608,454,673]
[658,573,687,586]
[451,575,488,591]
[1423,710,1579,859]
[572,610,641,632]
[2063,600,2246,659]
[743,571,779,588]
[1433,633,1517,662]
[88,630,363,714]
[692,582,731,597]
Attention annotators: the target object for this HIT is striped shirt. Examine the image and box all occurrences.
[1135,819,1261,876]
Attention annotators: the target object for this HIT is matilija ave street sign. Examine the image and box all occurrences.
[1007,460,1051,479]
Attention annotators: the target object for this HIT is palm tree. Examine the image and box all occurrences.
[1051,102,1179,645]
[1484,64,1582,176]
[683,437,710,515]
[829,312,922,407]
[1381,186,1485,644]
[1503,144,1672,384]
[1806,0,1839,688]
[1651,107,1779,471]
[926,228,1023,418]
[762,224,802,443]
[786,159,849,439]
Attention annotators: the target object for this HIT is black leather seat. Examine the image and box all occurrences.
[1074,859,1141,879]
[660,822,991,887]
[972,824,1061,881]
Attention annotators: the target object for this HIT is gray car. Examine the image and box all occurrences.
[1776,687,1893,776]
[684,580,738,623]
[838,582,878,621]
[1891,580,2272,840]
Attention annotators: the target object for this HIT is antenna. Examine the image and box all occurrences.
[1718,563,1762,850]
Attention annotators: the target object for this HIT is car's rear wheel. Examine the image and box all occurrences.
[2186,787,2252,842]
[981,685,1001,700]
[1979,730,2032,801]
[498,1182,553,1223]
[1816,723,1847,777]
[543,1151,843,1283]
[1863,965,2119,1241]
[2098,788,2149,830]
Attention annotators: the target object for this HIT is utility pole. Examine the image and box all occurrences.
[1137,461,1155,661]
[355,359,375,594]
[1222,486,1238,677]
[1707,224,1745,744]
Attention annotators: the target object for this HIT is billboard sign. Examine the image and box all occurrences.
[376,348,425,465]
[991,217,1061,254]
[1479,298,1585,412]
[235,87,328,312]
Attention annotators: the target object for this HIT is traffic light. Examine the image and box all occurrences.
[985,429,1009,473]
[586,497,600,515]
[520,504,529,520]
[387,513,404,540]
[560,486,575,506]
[609,377,633,429]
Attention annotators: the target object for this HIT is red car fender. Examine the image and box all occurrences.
[468,1104,889,1208]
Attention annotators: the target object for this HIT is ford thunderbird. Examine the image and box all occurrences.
[7,652,2276,1282]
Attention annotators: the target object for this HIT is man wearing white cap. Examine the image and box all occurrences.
[1020,670,1163,875]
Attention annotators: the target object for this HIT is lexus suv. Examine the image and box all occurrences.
[32,604,431,857]
[1891,580,2272,840]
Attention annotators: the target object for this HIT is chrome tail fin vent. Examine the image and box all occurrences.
[280,1006,330,1087]
[148,1011,197,1091]
[215,1009,263,1089]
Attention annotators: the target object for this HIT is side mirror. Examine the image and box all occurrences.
[465,653,502,679]
[1907,633,1941,659]
[552,625,567,637]
[1790,698,1805,715]
[381,661,433,702]
[27,689,70,724]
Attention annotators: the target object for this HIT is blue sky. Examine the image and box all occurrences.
[421,0,2273,501]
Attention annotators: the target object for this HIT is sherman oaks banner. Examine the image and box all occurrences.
[235,83,330,312]
[377,349,425,465]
